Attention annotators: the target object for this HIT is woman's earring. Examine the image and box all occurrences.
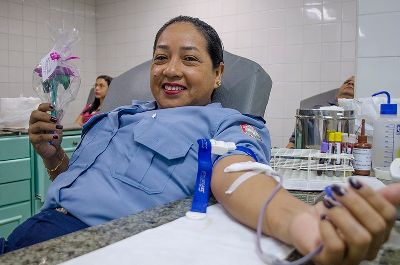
[216,80,222,87]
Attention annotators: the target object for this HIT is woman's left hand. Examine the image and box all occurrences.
[290,180,400,265]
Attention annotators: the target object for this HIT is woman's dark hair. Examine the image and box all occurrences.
[153,16,224,69]
[86,75,113,114]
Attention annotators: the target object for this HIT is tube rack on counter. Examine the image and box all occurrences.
[270,148,354,191]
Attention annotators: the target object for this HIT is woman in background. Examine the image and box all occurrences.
[75,75,113,126]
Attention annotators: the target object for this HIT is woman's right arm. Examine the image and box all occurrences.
[29,103,69,181]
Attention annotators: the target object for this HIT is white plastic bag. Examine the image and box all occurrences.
[0,97,41,129]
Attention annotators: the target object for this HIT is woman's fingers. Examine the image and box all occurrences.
[316,216,345,265]
[37,102,53,111]
[378,183,400,205]
[29,103,57,125]
[324,200,371,265]
[324,178,398,262]
[28,103,63,159]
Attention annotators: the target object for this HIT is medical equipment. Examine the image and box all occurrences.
[270,148,354,191]
[295,108,355,150]
[371,91,400,169]
[188,139,325,265]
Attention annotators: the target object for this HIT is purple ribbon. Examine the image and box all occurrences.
[50,52,61,60]
[50,51,79,61]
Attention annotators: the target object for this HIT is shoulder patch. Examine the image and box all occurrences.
[240,124,262,141]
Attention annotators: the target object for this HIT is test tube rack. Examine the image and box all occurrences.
[270,148,354,191]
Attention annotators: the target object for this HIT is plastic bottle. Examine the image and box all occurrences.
[371,91,400,169]
[353,119,372,176]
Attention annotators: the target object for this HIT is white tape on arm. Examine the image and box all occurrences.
[224,161,281,194]
[210,139,236,155]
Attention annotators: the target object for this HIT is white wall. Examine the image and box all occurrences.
[356,0,400,99]
[0,0,97,125]
[95,0,357,147]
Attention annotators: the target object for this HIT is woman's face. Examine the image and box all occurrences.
[94,78,109,100]
[150,22,224,109]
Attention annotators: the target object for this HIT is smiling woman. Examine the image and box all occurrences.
[150,17,224,108]
[1,16,400,265]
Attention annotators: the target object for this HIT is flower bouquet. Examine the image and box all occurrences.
[32,26,81,121]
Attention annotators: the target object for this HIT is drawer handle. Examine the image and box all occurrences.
[72,141,79,146]
[0,215,23,225]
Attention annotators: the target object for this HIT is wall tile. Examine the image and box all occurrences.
[285,7,303,26]
[8,2,23,19]
[286,26,303,44]
[358,12,400,57]
[303,24,322,43]
[23,5,36,21]
[0,66,9,82]
[0,1,8,17]
[341,21,356,41]
[322,23,341,42]
[341,41,355,60]
[303,43,321,62]
[23,52,37,68]
[9,51,23,67]
[321,61,341,81]
[303,4,322,24]
[9,34,23,51]
[322,1,341,23]
[23,21,36,37]
[342,1,356,21]
[301,81,321,99]
[0,50,8,66]
[358,0,400,15]
[285,45,303,63]
[340,61,355,81]
[269,28,285,45]
[0,33,8,50]
[356,57,400,98]
[322,42,340,61]
[302,62,321,81]
[9,19,23,35]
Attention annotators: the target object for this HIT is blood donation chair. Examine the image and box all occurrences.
[101,51,272,118]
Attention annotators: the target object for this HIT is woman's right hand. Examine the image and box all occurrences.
[29,103,63,159]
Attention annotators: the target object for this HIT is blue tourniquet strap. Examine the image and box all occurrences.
[236,146,258,162]
[190,139,213,213]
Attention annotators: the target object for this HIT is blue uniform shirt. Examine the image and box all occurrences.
[43,101,271,226]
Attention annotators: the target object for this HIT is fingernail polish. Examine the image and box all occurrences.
[56,124,63,129]
[349,177,362,189]
[52,134,58,139]
[50,116,57,123]
[331,185,346,196]
[323,198,335,209]
[49,104,55,109]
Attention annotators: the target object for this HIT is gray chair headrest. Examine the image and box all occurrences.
[102,51,272,117]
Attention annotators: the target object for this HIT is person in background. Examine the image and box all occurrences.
[75,75,113,126]
[2,17,399,265]
[286,76,355,148]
